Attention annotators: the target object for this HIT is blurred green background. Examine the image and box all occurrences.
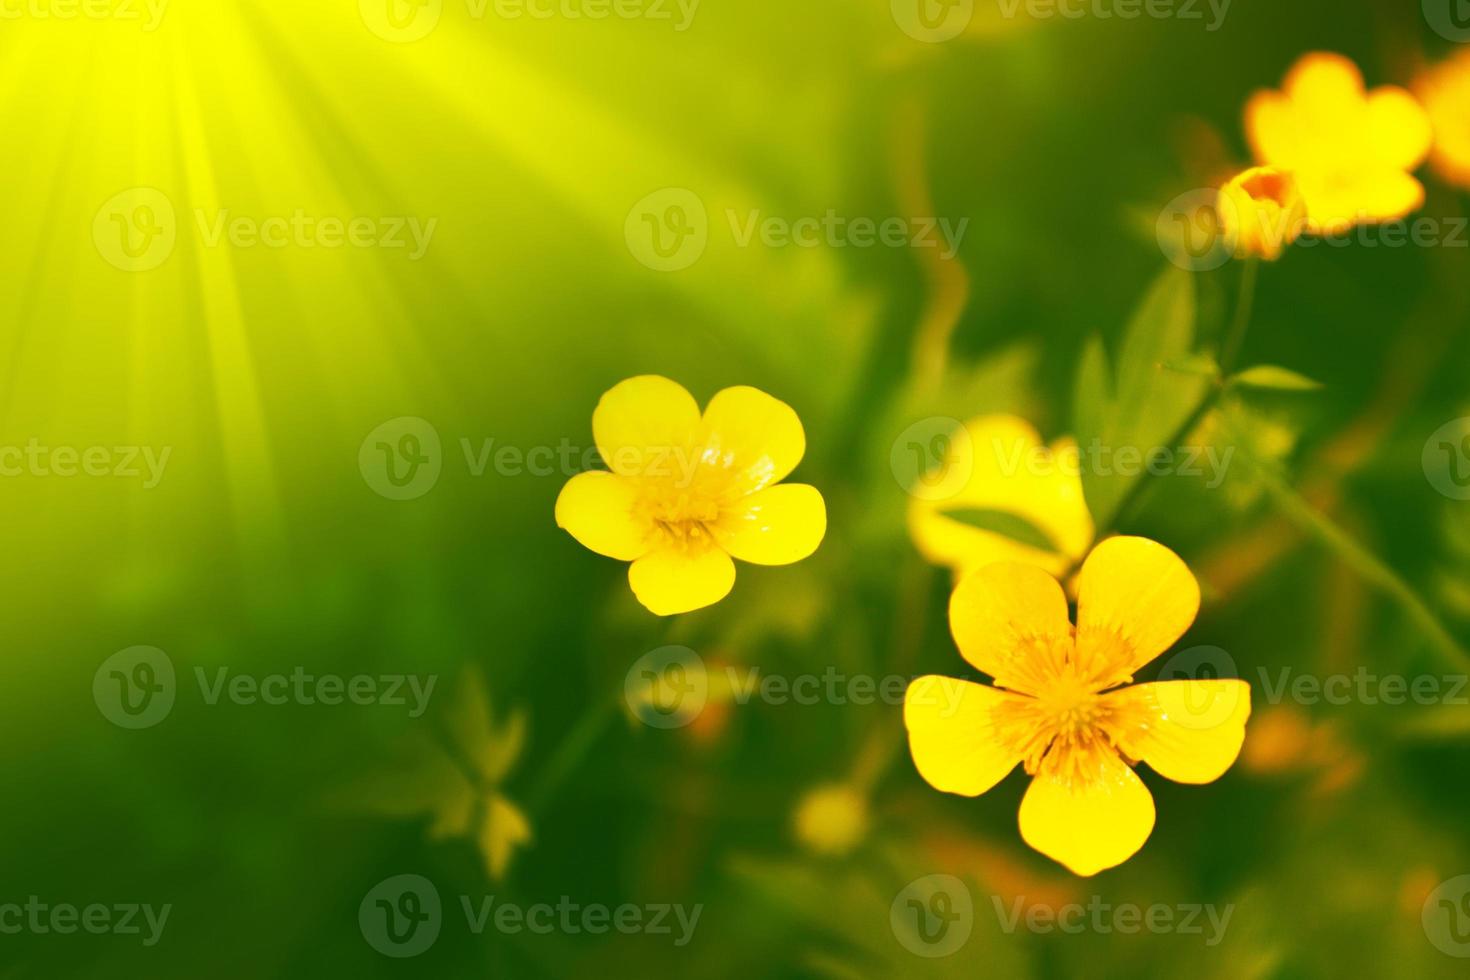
[2,0,1469,976]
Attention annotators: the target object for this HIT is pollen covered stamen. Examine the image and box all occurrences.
[638,486,723,552]
[991,663,1147,786]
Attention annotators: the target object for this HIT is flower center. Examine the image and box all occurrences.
[637,485,722,552]
[993,672,1122,780]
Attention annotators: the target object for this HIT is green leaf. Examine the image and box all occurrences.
[935,507,1060,553]
[1164,353,1221,379]
[1073,266,1209,530]
[1231,365,1323,391]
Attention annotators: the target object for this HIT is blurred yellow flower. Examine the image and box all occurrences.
[906,415,1093,582]
[1246,52,1431,233]
[904,537,1251,877]
[556,376,826,616]
[1218,166,1308,260]
[345,669,533,881]
[792,783,869,856]
[1415,48,1470,190]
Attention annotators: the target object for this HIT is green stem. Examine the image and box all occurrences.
[1247,452,1470,672]
[1065,261,1263,577]
[1219,257,1259,376]
[526,695,618,814]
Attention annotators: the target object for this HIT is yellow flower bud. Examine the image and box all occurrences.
[1219,166,1308,260]
[792,783,869,856]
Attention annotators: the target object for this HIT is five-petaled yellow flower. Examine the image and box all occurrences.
[1218,166,1308,260]
[904,536,1251,876]
[1246,52,1431,234]
[907,415,1093,582]
[1415,48,1470,191]
[556,375,826,616]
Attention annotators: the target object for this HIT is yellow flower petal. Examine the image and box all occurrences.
[480,793,532,881]
[593,375,702,478]
[1417,50,1470,189]
[699,385,806,495]
[628,546,736,616]
[713,484,826,566]
[554,471,651,561]
[1245,90,1298,165]
[1283,51,1364,121]
[907,416,1093,579]
[1298,169,1425,233]
[1247,52,1431,233]
[948,562,1073,695]
[1074,537,1200,682]
[1106,680,1252,784]
[904,675,1024,797]
[1365,87,1433,171]
[1018,750,1156,877]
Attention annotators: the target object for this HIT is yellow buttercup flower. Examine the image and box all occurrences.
[907,415,1093,582]
[1246,52,1432,234]
[1415,48,1470,190]
[1218,166,1308,260]
[904,537,1251,876]
[556,375,826,616]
